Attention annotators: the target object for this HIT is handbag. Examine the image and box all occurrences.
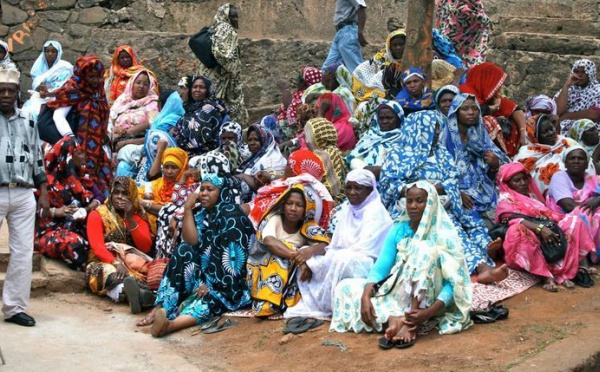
[189,26,218,69]
[146,258,169,290]
[37,104,79,145]
[490,212,567,264]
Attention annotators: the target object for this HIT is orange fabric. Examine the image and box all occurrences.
[105,45,144,103]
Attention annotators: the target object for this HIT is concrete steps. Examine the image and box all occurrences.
[494,16,600,38]
[493,32,600,56]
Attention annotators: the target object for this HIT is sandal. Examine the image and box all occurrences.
[490,305,509,321]
[572,269,595,288]
[203,318,237,334]
[150,308,170,338]
[282,318,324,335]
[378,337,395,350]
[394,338,416,349]
[199,315,221,331]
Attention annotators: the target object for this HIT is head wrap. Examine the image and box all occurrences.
[435,84,460,106]
[105,45,144,103]
[202,173,225,189]
[402,67,426,83]
[162,147,189,174]
[572,59,597,83]
[459,62,506,104]
[346,168,376,188]
[562,144,588,162]
[524,94,557,119]
[288,149,325,180]
[301,67,322,87]
[568,119,597,148]
[431,59,456,91]
[0,41,16,70]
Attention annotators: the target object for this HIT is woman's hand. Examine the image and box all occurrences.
[360,284,377,328]
[489,95,501,114]
[540,226,560,246]
[254,171,272,188]
[483,150,500,170]
[299,264,312,282]
[291,247,314,266]
[460,192,474,210]
[181,168,201,184]
[184,192,199,211]
[196,284,209,299]
[404,308,433,329]
[157,139,169,152]
[114,262,128,282]
[581,196,600,214]
[121,198,134,219]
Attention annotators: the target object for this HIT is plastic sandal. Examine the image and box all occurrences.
[394,338,415,349]
[203,318,237,334]
[199,316,221,331]
[378,337,395,350]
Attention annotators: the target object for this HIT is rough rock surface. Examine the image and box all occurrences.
[4,0,600,121]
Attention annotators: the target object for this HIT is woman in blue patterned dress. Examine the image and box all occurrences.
[147,174,254,337]
[440,93,509,226]
[378,110,507,283]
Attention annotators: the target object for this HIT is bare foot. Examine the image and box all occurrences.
[487,238,503,260]
[477,263,509,284]
[563,279,575,289]
[543,278,558,292]
[384,316,404,340]
[137,307,158,326]
[391,323,417,347]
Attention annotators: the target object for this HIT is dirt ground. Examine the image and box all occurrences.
[1,279,600,372]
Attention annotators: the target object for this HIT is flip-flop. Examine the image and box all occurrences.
[283,318,324,335]
[150,308,170,338]
[470,310,496,324]
[573,270,595,288]
[394,338,415,349]
[199,316,221,331]
[203,318,237,334]
[378,337,395,350]
[490,305,509,321]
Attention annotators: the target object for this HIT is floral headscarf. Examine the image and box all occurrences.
[288,149,325,180]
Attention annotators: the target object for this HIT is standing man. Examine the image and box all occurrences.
[0,67,49,327]
[322,0,368,73]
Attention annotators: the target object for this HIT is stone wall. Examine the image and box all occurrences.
[2,0,600,121]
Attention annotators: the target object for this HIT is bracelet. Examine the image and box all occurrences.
[50,207,56,218]
[535,223,545,234]
[519,127,527,132]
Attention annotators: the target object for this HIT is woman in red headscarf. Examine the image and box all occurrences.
[460,62,528,156]
[48,55,113,198]
[104,45,145,104]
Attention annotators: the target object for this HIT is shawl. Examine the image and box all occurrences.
[0,41,16,70]
[30,40,73,91]
[347,100,404,169]
[151,90,185,133]
[47,55,112,195]
[352,29,406,101]
[378,181,472,334]
[394,67,436,113]
[431,59,456,91]
[440,93,508,211]
[277,66,322,127]
[104,45,145,103]
[110,69,160,133]
[210,4,241,74]
[302,64,356,113]
[459,62,517,118]
[304,118,347,199]
[567,119,599,157]
[236,123,287,176]
[316,93,356,151]
[557,59,600,133]
[287,149,325,180]
[97,176,148,244]
[249,179,333,240]
[328,169,393,259]
[496,162,561,222]
[435,84,460,114]
[432,29,465,69]
[513,114,594,194]
[220,120,251,165]
[175,75,228,154]
[524,94,557,119]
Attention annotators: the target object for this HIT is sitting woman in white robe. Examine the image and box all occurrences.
[284,169,394,319]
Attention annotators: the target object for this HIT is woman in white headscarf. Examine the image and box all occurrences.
[0,41,17,70]
[22,40,73,120]
[284,169,394,319]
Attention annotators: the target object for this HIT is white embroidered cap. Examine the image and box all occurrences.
[0,67,20,85]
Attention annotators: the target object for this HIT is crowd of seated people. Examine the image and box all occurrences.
[3,1,600,349]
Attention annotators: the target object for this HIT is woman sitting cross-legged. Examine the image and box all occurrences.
[85,177,153,301]
[247,183,331,317]
[330,181,473,349]
[496,162,596,291]
[148,175,254,337]
[284,169,393,319]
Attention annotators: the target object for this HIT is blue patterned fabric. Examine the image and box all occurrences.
[379,110,493,273]
[346,100,404,169]
[151,91,185,133]
[154,176,254,323]
[394,67,436,114]
[440,93,508,214]
[433,29,465,70]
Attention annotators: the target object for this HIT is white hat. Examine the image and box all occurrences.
[0,68,20,85]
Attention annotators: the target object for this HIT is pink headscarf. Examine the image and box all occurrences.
[496,162,563,223]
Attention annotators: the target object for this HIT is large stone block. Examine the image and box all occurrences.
[39,10,72,22]
[38,19,65,33]
[2,3,29,26]
[44,0,78,10]
[78,6,109,24]
[0,25,9,37]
